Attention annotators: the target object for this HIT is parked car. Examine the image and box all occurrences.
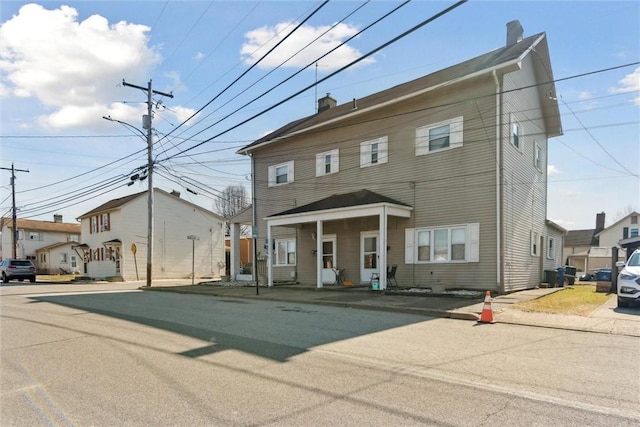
[0,259,36,283]
[579,272,595,281]
[616,249,640,308]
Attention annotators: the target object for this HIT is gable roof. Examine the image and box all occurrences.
[35,241,77,252]
[269,189,410,218]
[77,188,223,220]
[0,217,80,234]
[595,211,640,237]
[565,229,599,247]
[239,30,561,154]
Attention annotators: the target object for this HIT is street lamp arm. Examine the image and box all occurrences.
[103,115,146,138]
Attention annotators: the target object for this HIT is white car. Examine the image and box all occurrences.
[616,249,640,308]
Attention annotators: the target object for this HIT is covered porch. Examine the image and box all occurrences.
[265,190,412,290]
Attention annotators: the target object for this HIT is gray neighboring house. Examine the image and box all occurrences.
[235,21,563,293]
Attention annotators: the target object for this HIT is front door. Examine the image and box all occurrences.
[361,231,379,283]
[322,236,337,284]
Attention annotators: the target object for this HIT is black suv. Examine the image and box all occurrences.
[0,259,36,283]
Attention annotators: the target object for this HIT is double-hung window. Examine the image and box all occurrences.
[511,115,522,150]
[408,224,479,263]
[275,239,296,266]
[534,143,543,171]
[547,237,555,259]
[268,161,294,187]
[316,149,339,176]
[531,231,539,256]
[416,116,463,155]
[360,137,388,168]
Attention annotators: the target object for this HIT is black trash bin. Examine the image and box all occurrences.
[564,265,576,285]
[544,270,557,287]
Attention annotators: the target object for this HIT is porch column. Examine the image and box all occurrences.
[230,222,241,279]
[316,220,323,288]
[379,207,388,290]
[267,224,273,287]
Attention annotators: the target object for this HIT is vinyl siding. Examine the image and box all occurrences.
[501,53,549,291]
[254,75,501,290]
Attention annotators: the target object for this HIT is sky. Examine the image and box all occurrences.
[1,0,638,231]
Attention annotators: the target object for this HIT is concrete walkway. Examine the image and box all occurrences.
[141,282,640,337]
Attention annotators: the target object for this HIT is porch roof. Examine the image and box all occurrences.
[265,189,412,227]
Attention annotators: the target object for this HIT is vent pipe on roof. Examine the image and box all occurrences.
[506,20,524,46]
[170,190,181,198]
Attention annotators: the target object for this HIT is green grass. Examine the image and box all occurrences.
[514,284,612,316]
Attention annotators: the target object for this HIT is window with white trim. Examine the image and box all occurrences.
[531,231,539,256]
[28,232,41,241]
[547,237,555,259]
[534,143,542,171]
[316,149,339,176]
[416,116,464,155]
[268,161,294,187]
[511,118,522,150]
[407,223,479,263]
[275,239,296,266]
[360,137,388,167]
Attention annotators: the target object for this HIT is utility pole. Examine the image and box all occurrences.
[122,79,173,287]
[0,163,29,258]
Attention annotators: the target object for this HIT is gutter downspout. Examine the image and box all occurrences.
[493,70,505,294]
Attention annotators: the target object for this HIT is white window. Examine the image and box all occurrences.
[547,237,555,259]
[416,116,464,155]
[28,232,41,241]
[631,227,639,238]
[69,235,79,242]
[534,143,542,170]
[316,149,339,176]
[511,117,522,150]
[406,223,479,263]
[17,230,24,240]
[268,161,294,187]
[275,239,296,266]
[531,231,539,256]
[101,213,110,231]
[360,137,388,168]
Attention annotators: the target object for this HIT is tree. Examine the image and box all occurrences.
[214,185,250,235]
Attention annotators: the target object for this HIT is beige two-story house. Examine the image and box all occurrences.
[236,21,563,293]
[77,188,226,281]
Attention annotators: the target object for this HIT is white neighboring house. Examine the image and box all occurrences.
[36,242,81,274]
[77,188,226,281]
[0,215,81,272]
[597,211,639,259]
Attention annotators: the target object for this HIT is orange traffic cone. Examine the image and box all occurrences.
[478,290,494,323]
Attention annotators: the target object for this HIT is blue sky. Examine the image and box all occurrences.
[1,0,638,230]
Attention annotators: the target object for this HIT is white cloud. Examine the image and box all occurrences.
[194,52,205,60]
[609,67,640,105]
[577,91,592,100]
[0,3,162,129]
[547,165,561,176]
[241,21,374,72]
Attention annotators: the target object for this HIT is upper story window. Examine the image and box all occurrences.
[416,116,463,155]
[101,213,110,232]
[268,161,294,187]
[91,216,98,233]
[360,136,388,168]
[316,149,339,177]
[28,232,41,241]
[511,116,522,150]
[534,143,543,171]
[631,215,638,225]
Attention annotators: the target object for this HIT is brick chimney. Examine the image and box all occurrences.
[506,20,523,47]
[53,214,63,223]
[595,212,605,232]
[317,93,337,113]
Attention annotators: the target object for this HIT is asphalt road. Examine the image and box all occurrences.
[2,282,639,426]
